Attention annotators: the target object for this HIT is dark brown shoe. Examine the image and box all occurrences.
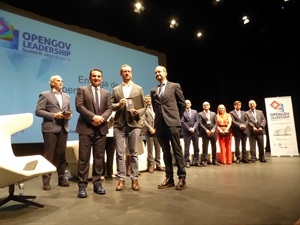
[116,180,125,191]
[175,178,186,190]
[132,179,140,191]
[43,183,51,191]
[158,178,175,189]
[58,179,70,187]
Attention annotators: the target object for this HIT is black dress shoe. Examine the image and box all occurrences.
[259,158,267,163]
[175,178,186,190]
[201,161,207,167]
[158,178,175,189]
[185,163,190,168]
[94,185,106,195]
[78,188,87,198]
[236,159,240,164]
[241,159,251,163]
[213,161,221,166]
[251,159,256,163]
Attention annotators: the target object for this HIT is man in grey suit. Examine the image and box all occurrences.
[150,65,187,190]
[181,99,201,167]
[246,100,267,163]
[75,68,113,198]
[112,64,145,191]
[35,75,72,191]
[141,94,164,173]
[230,100,251,164]
[198,101,220,166]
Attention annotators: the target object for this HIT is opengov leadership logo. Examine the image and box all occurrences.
[270,100,284,112]
[0,17,19,50]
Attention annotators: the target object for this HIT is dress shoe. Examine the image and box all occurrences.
[241,159,251,163]
[78,188,87,198]
[251,159,256,163]
[58,178,70,187]
[185,163,190,168]
[149,166,154,173]
[116,180,125,191]
[43,183,51,191]
[158,178,175,189]
[236,158,240,164]
[156,166,165,171]
[259,158,267,163]
[195,163,201,167]
[201,161,208,167]
[94,185,106,195]
[213,161,221,166]
[175,178,186,190]
[131,179,140,191]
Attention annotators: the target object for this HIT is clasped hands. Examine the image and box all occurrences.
[91,115,105,126]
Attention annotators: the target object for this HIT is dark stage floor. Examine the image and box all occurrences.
[1,153,299,225]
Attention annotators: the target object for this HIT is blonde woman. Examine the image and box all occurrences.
[216,104,233,164]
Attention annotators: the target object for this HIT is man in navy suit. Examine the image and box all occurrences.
[246,100,267,163]
[150,65,187,190]
[75,68,113,198]
[181,99,201,167]
[111,64,145,191]
[35,75,72,191]
[230,100,251,164]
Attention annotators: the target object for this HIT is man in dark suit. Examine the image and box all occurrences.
[230,100,251,164]
[246,100,267,163]
[150,65,187,190]
[141,94,164,173]
[181,99,201,167]
[198,101,220,166]
[111,64,145,191]
[75,68,113,198]
[35,75,72,191]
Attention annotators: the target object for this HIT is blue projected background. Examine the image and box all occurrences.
[0,7,165,143]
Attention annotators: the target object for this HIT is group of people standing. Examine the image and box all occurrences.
[35,64,188,199]
[181,99,268,168]
[35,64,268,198]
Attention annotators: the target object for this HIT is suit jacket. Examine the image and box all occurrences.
[75,85,112,136]
[111,82,145,129]
[198,110,217,138]
[229,110,249,136]
[150,81,186,129]
[245,109,266,135]
[35,90,71,133]
[141,106,155,136]
[180,109,200,137]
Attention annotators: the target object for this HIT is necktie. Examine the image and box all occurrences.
[158,83,164,96]
[188,110,191,118]
[94,87,100,114]
[237,111,241,118]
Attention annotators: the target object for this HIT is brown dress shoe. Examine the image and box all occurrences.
[132,179,140,191]
[149,166,154,173]
[116,180,125,191]
[43,183,51,191]
[175,178,186,190]
[158,178,175,189]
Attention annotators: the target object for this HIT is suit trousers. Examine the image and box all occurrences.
[156,122,186,179]
[42,130,68,184]
[77,133,106,188]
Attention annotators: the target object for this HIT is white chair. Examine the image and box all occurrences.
[0,113,56,208]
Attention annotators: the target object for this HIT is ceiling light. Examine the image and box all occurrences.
[134,2,145,14]
[242,16,250,24]
[170,19,179,29]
